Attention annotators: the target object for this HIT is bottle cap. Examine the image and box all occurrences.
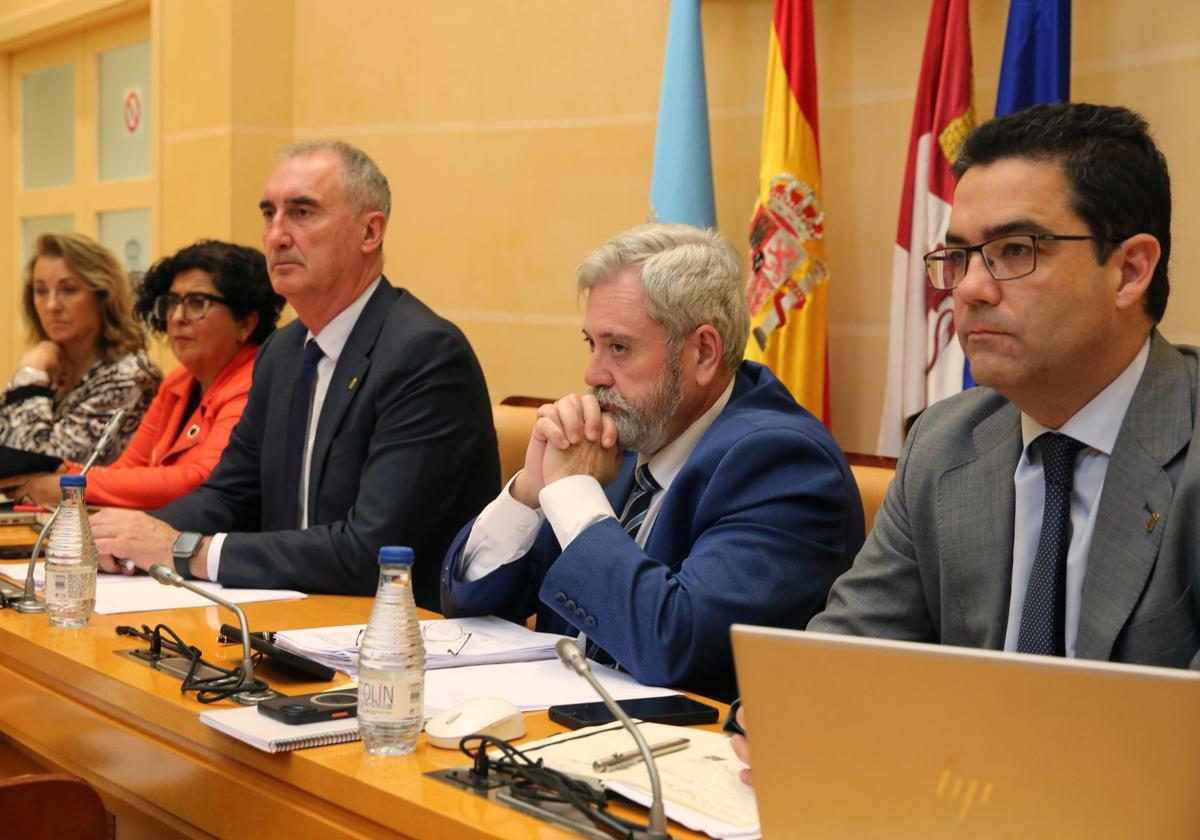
[378,546,414,566]
[59,474,86,488]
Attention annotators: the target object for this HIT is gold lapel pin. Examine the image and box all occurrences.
[1145,511,1160,533]
[348,376,359,390]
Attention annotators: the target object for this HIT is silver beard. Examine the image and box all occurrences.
[591,352,684,454]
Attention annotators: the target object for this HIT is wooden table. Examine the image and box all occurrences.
[0,528,724,839]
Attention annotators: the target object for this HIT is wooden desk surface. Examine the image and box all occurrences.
[0,528,725,839]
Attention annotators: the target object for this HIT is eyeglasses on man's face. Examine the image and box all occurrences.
[923,233,1127,291]
[153,291,230,325]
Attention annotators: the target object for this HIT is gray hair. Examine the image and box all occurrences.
[577,224,749,370]
[280,140,391,219]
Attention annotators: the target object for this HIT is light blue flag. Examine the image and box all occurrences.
[649,0,716,229]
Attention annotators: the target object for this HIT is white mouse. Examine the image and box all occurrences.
[424,697,526,749]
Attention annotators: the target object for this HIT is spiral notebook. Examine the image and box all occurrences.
[200,705,360,753]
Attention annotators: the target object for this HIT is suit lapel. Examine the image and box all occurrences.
[937,402,1022,649]
[306,281,395,511]
[1077,333,1195,659]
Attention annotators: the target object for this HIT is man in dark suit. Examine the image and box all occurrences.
[441,224,864,700]
[732,103,1199,780]
[92,142,498,608]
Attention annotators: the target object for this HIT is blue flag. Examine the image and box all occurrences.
[649,0,716,228]
[995,0,1071,115]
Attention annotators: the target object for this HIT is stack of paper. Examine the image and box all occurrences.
[273,615,566,677]
[516,721,760,840]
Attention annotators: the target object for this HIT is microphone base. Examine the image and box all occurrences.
[13,597,46,614]
[233,687,276,705]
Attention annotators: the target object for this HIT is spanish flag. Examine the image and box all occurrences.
[745,0,830,425]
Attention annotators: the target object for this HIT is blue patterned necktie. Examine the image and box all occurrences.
[586,464,661,667]
[282,339,324,529]
[1017,433,1087,656]
[619,463,661,537]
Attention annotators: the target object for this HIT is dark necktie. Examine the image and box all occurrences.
[619,463,662,537]
[1017,433,1086,656]
[282,339,324,529]
[587,464,661,667]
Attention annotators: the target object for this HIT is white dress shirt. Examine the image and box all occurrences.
[205,278,381,580]
[1003,337,1150,656]
[458,378,736,582]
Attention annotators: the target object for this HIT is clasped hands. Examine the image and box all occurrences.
[510,393,623,509]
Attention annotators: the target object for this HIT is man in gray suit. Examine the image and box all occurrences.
[732,102,1198,781]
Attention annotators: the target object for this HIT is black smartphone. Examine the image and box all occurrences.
[257,688,358,725]
[548,695,719,730]
[219,623,336,682]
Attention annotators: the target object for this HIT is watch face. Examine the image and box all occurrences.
[173,532,203,558]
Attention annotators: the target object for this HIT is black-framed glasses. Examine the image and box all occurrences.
[923,233,1127,291]
[153,291,230,325]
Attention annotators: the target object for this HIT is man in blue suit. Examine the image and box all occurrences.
[441,224,864,700]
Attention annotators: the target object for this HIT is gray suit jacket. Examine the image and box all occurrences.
[811,331,1200,670]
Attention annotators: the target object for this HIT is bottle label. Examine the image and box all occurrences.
[358,672,423,720]
[44,568,95,604]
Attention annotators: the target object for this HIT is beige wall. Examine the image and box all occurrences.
[3,0,1198,454]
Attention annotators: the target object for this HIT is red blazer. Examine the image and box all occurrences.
[71,343,259,509]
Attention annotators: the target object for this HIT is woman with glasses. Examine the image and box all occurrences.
[0,232,160,464]
[6,240,284,509]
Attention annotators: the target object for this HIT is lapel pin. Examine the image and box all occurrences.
[186,424,200,438]
[348,376,359,390]
[1145,511,1160,533]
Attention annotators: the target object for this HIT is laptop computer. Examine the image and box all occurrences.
[731,625,1200,839]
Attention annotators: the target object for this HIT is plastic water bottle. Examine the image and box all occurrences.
[357,546,426,755]
[44,474,97,628]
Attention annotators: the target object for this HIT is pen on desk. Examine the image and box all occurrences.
[593,736,690,772]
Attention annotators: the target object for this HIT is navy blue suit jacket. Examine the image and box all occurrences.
[441,362,864,700]
[156,279,499,609]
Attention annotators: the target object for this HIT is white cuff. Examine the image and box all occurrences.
[206,533,227,581]
[459,473,546,582]
[539,474,616,550]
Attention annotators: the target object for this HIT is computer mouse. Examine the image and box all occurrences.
[424,697,526,749]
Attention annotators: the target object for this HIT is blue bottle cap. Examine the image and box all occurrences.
[378,546,414,566]
[59,474,86,488]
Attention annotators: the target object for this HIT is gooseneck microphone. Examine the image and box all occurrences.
[15,408,127,615]
[148,563,272,702]
[554,638,670,839]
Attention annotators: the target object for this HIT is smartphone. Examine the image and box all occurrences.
[548,695,719,730]
[219,623,336,682]
[257,687,358,725]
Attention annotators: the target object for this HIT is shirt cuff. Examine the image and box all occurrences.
[540,474,616,550]
[206,533,227,581]
[459,473,546,582]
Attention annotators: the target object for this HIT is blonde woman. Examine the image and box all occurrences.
[0,233,160,464]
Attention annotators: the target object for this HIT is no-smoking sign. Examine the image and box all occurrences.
[122,86,143,136]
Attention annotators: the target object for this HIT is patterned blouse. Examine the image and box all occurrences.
[0,350,162,465]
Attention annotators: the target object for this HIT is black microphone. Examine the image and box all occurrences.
[554,638,670,839]
[14,408,128,615]
[148,563,271,702]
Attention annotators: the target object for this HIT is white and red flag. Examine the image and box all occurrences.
[877,0,975,456]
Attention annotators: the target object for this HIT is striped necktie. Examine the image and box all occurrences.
[619,463,661,538]
[586,463,662,668]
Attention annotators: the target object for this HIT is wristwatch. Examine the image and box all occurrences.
[172,531,204,579]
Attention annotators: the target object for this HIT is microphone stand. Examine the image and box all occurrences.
[148,563,273,704]
[554,638,671,840]
[14,408,127,615]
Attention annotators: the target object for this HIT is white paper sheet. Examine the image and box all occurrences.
[0,562,306,614]
[423,658,677,712]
